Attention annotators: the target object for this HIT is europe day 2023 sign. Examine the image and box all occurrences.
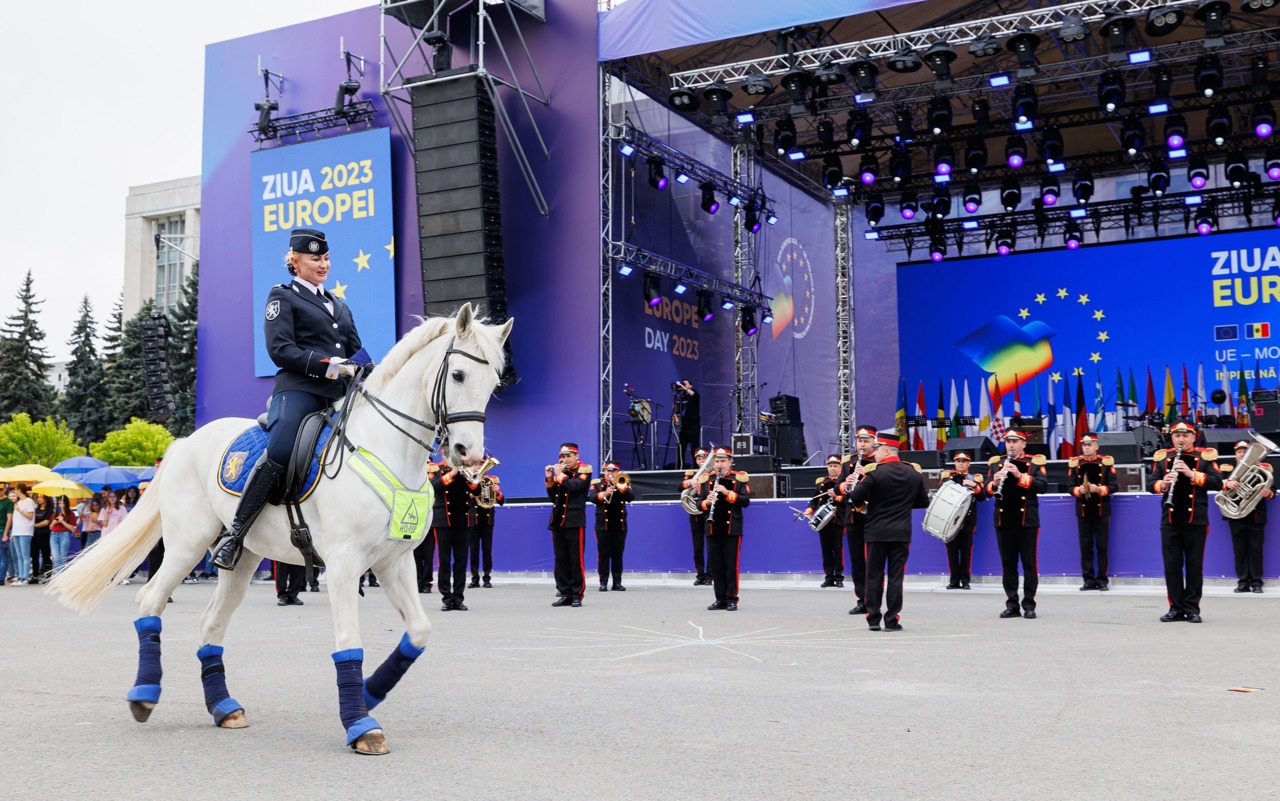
[249,128,396,377]
[897,227,1280,403]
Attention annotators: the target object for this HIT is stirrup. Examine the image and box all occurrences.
[211,533,244,570]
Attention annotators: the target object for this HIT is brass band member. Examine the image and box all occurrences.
[416,463,443,594]
[430,460,480,612]
[682,448,712,585]
[986,430,1049,619]
[1149,421,1222,622]
[700,447,750,610]
[589,461,635,591]
[843,426,878,614]
[1068,433,1119,591]
[941,453,985,589]
[1223,439,1275,594]
[468,465,503,589]
[803,456,849,587]
[547,443,592,608]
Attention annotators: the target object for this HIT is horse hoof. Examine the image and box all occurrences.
[353,729,390,755]
[129,701,155,723]
[219,710,250,729]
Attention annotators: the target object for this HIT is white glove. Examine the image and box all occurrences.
[325,358,359,379]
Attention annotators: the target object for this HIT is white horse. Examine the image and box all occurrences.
[48,303,512,755]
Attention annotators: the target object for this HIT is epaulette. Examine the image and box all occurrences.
[590,478,602,487]
[578,464,593,473]
[1222,463,1234,473]
[1101,455,1115,466]
[426,464,441,474]
[1153,449,1168,462]
[1068,457,1079,468]
[1031,455,1047,466]
[910,462,922,473]
[683,470,695,478]
[815,477,827,486]
[941,470,954,479]
[988,455,1003,465]
[734,471,750,482]
[862,462,878,473]
[840,454,853,464]
[1196,448,1218,461]
[697,473,710,484]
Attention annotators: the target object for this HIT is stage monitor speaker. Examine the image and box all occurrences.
[774,423,806,465]
[1200,428,1253,451]
[1096,432,1142,464]
[732,454,776,475]
[1024,443,1050,458]
[943,436,999,463]
[901,450,943,470]
[1250,400,1280,434]
[768,394,802,424]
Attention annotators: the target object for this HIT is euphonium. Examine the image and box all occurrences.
[1215,431,1278,519]
[681,451,715,515]
[472,455,501,509]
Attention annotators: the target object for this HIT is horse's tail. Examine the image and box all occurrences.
[46,459,169,615]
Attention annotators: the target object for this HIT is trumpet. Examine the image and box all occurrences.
[613,471,630,491]
[469,455,500,509]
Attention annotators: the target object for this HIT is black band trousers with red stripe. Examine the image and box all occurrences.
[864,541,910,625]
[706,534,741,603]
[995,525,1039,611]
[552,526,586,600]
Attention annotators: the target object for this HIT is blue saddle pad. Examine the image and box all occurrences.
[217,424,333,502]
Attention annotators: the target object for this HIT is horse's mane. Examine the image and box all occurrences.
[362,312,507,394]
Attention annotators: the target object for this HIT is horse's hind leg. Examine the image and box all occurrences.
[363,553,432,712]
[194,554,259,729]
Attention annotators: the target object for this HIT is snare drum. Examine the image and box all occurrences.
[808,501,838,531]
[921,480,973,543]
[627,399,652,424]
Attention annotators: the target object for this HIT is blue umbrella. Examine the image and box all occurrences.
[53,455,108,478]
[79,466,142,491]
[136,466,157,481]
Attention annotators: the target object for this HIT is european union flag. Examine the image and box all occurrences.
[1215,324,1239,342]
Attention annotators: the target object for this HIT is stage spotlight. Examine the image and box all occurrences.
[762,307,775,324]
[1244,0,1277,11]
[669,87,697,111]
[971,97,991,127]
[823,154,844,189]
[254,99,279,139]
[1152,66,1173,104]
[1099,11,1134,56]
[965,135,988,173]
[647,157,668,191]
[1148,157,1171,196]
[865,193,885,226]
[1059,12,1088,42]
[1195,205,1215,236]
[888,47,922,74]
[995,227,1016,256]
[1121,115,1145,157]
[1194,0,1229,46]
[780,68,812,108]
[333,79,360,117]
[643,272,663,307]
[859,152,880,185]
[703,80,733,123]
[1194,53,1223,97]
[814,61,844,87]
[1040,174,1060,206]
[1267,148,1280,180]
[928,96,953,135]
[1001,176,1022,211]
[894,106,915,141]
[740,306,758,336]
[1252,55,1271,91]
[673,281,689,295]
[774,117,797,155]
[969,33,1001,59]
[1005,134,1027,169]
[1073,167,1095,203]
[847,109,872,149]
[1165,114,1187,148]
[1146,6,1185,36]
[931,185,951,219]
[1226,148,1249,187]
[697,290,715,322]
[848,59,879,94]
[766,208,779,225]
[963,182,982,213]
[929,234,947,262]
[742,71,775,97]
[744,202,762,233]
[618,141,636,158]
[1188,154,1210,189]
[889,145,912,184]
[1012,83,1037,124]
[924,42,957,85]
[816,117,836,151]
[900,190,919,220]
[934,144,954,176]
[700,182,720,214]
[1098,70,1125,113]
[617,262,635,277]
[1006,28,1041,75]
[1064,220,1083,250]
[720,296,736,311]
[1253,101,1276,139]
[1206,102,1232,146]
[1040,125,1064,164]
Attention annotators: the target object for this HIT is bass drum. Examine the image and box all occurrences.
[921,480,973,543]
[628,399,652,424]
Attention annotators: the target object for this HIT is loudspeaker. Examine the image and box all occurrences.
[1251,400,1280,434]
[732,454,776,475]
[731,433,771,456]
[900,450,943,469]
[1096,431,1142,464]
[768,394,802,424]
[943,436,999,462]
[775,423,806,465]
[747,473,789,500]
[1201,428,1253,450]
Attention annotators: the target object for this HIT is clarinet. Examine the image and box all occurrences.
[706,467,726,521]
[1162,446,1185,509]
[993,460,1013,499]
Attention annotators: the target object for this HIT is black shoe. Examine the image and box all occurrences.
[1186,613,1203,623]
[289,597,303,606]
[867,621,881,631]
[552,597,572,607]
[309,583,319,592]
[599,582,609,592]
[725,602,738,611]
[425,584,433,594]
[367,577,380,588]
[277,597,288,606]
[441,602,453,611]
[960,583,971,590]
[570,598,582,607]
[1234,585,1250,593]
[946,583,961,590]
[482,577,492,588]
[999,608,1021,619]
[1023,610,1037,619]
[611,584,626,591]
[468,578,480,589]
[849,602,867,615]
[820,578,836,588]
[1097,583,1110,592]
[1251,586,1263,594]
[1079,583,1096,591]
[708,601,727,610]
[1160,609,1185,622]
[454,601,468,611]
[834,579,844,588]
[883,620,903,631]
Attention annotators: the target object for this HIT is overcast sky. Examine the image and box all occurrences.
[0,1,371,360]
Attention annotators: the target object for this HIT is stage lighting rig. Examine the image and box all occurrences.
[697,290,715,322]
[700,182,720,214]
[742,71,775,97]
[648,156,668,190]
[931,184,951,218]
[1243,0,1276,11]
[704,81,733,124]
[1012,83,1037,125]
[740,306,759,337]
[744,201,762,233]
[1267,148,1280,180]
[1007,28,1041,77]
[814,61,844,88]
[859,152,880,185]
[1253,102,1276,139]
[1195,204,1216,235]
[1064,220,1084,249]
[889,145,912,184]
[928,96,952,135]
[1206,102,1232,146]
[1146,6,1185,36]
[1152,66,1174,106]
[865,193,885,226]
[774,116,797,155]
[888,47,922,74]
[1098,70,1126,114]
[1073,167,1095,203]
[1252,55,1271,92]
[1006,134,1027,169]
[1040,126,1064,165]
[668,87,697,111]
[1188,155,1210,189]
[900,191,919,220]
[965,135,988,174]
[848,58,879,98]
[1121,115,1145,157]
[969,33,1001,59]
[995,227,1016,256]
[923,42,957,87]
[1149,157,1171,196]
[934,144,954,177]
[1059,13,1089,43]
[847,109,872,149]
[333,80,360,117]
[1099,11,1135,61]
[643,272,663,307]
[1040,174,1061,206]
[971,97,990,128]
[1194,0,1230,48]
[1226,148,1249,187]
[1165,114,1187,148]
[1001,176,1022,211]
[929,233,947,262]
[780,68,812,110]
[816,117,836,150]
[823,154,844,189]
[894,107,915,142]
[1194,53,1223,97]
[963,183,982,213]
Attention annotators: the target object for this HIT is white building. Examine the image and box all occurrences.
[123,176,200,318]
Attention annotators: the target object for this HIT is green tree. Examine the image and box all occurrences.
[102,296,150,431]
[60,295,110,446]
[0,270,56,420]
[90,418,174,466]
[166,264,199,437]
[0,413,85,467]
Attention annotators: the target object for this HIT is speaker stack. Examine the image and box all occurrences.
[768,394,806,465]
[141,312,174,423]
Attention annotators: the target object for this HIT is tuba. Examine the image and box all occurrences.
[1215,431,1278,519]
[471,456,501,510]
[681,448,715,514]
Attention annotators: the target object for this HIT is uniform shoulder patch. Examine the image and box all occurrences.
[697,473,710,484]
[590,478,601,487]
[1152,449,1168,462]
[1222,463,1235,473]
[1198,449,1218,461]
[841,454,853,464]
[1101,455,1115,466]
[909,462,922,473]
[862,462,878,473]
[815,477,827,486]
[265,299,281,321]
[683,470,695,478]
[988,455,1003,465]
[426,464,440,474]
[1068,458,1079,468]
[1031,455,1048,466]
[578,464,593,473]
[734,471,750,482]
[941,470,954,479]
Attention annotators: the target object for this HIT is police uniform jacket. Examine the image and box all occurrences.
[682,469,709,520]
[1221,461,1274,525]
[985,454,1049,528]
[547,463,592,530]
[847,457,929,542]
[700,471,750,536]
[805,475,850,528]
[1149,448,1223,525]
[430,467,478,528]
[264,280,364,400]
[1068,454,1119,518]
[941,468,986,530]
[472,475,504,528]
[588,479,635,531]
[843,452,876,529]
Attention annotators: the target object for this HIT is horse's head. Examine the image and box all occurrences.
[434,303,513,467]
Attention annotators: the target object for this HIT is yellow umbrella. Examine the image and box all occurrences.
[0,464,60,484]
[31,478,95,499]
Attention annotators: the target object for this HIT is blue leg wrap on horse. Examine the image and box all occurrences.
[333,648,380,746]
[126,616,163,704]
[364,633,425,710]
[196,644,244,725]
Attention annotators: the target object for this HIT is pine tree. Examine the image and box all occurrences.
[0,270,56,420]
[60,295,110,446]
[166,263,199,437]
[102,296,150,430]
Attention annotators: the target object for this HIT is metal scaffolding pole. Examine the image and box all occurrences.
[835,204,852,456]
[732,143,759,436]
[599,67,622,462]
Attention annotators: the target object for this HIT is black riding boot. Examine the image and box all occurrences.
[211,458,285,570]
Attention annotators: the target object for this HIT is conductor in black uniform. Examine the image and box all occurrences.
[847,431,929,631]
[1068,433,1119,591]
[431,461,478,611]
[547,443,591,607]
[986,430,1049,619]
[213,228,364,570]
[941,453,985,589]
[589,462,635,591]
[1150,421,1223,622]
[1222,439,1275,593]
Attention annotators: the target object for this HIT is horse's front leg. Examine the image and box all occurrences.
[363,551,432,711]
[194,554,258,729]
[328,558,389,755]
